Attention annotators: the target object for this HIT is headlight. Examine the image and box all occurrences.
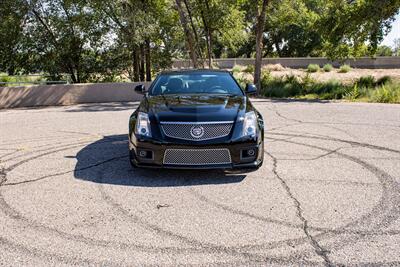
[242,111,257,136]
[135,112,152,137]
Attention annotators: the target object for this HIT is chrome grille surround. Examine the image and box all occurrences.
[160,121,234,141]
[163,148,232,165]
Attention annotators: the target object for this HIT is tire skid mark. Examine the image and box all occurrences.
[189,133,400,264]
[0,146,210,254]
[0,150,20,161]
[0,139,92,164]
[257,101,400,130]
[268,132,400,155]
[96,166,292,263]
[0,134,90,146]
[3,155,128,187]
[0,126,398,262]
[0,141,283,263]
[266,135,400,262]
[0,236,124,266]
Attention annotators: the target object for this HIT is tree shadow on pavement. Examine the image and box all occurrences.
[253,98,332,104]
[73,134,247,187]
[65,102,139,112]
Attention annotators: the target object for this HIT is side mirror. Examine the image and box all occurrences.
[245,83,257,95]
[134,84,146,94]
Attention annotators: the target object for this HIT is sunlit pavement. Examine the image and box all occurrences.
[0,100,399,266]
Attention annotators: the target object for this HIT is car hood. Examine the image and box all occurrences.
[144,94,246,122]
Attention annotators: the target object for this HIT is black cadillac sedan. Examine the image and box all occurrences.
[128,69,264,169]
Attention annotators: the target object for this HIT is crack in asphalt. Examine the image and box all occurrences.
[266,151,333,266]
[0,166,6,186]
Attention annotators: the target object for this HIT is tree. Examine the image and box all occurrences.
[254,0,269,94]
[376,45,394,56]
[0,0,28,75]
[176,0,199,67]
[20,0,110,82]
[394,38,400,56]
[318,0,400,59]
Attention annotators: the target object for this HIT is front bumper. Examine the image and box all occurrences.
[129,137,263,169]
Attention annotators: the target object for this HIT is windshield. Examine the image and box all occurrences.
[149,72,243,96]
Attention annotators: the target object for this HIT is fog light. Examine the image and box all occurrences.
[247,149,255,156]
[138,150,153,159]
[242,149,257,159]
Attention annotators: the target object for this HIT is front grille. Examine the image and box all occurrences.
[160,121,233,141]
[163,148,232,165]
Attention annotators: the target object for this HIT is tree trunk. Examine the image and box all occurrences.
[200,4,212,69]
[140,44,145,82]
[254,0,269,95]
[175,0,198,68]
[133,47,140,82]
[145,40,151,81]
[183,0,203,64]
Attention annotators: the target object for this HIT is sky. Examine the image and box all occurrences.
[382,13,400,48]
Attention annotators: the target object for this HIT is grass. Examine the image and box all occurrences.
[369,83,400,103]
[338,64,351,73]
[259,73,400,103]
[307,64,320,73]
[323,64,333,72]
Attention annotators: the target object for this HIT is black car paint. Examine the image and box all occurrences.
[128,70,264,169]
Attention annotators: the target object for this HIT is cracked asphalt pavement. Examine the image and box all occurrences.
[0,100,399,266]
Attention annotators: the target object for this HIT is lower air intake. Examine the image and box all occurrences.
[163,148,232,165]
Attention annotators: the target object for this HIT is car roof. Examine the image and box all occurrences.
[159,69,231,75]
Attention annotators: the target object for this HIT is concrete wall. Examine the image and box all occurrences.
[0,82,150,109]
[173,57,400,69]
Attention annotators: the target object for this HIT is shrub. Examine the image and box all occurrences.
[243,64,255,74]
[344,84,361,101]
[338,64,351,73]
[369,82,400,103]
[323,64,333,72]
[235,75,252,89]
[376,76,392,86]
[307,64,320,73]
[264,64,285,71]
[356,75,375,88]
[231,65,242,73]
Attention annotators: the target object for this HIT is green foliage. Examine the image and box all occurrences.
[243,64,255,74]
[394,38,400,56]
[233,72,252,89]
[318,0,399,59]
[338,64,351,73]
[376,76,392,86]
[369,83,400,103]
[231,65,242,73]
[323,64,333,72]
[260,73,400,103]
[344,84,361,101]
[0,0,28,75]
[1,0,399,80]
[307,64,320,73]
[376,45,394,56]
[356,76,376,88]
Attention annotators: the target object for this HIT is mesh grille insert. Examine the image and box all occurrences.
[163,148,232,165]
[161,122,233,141]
